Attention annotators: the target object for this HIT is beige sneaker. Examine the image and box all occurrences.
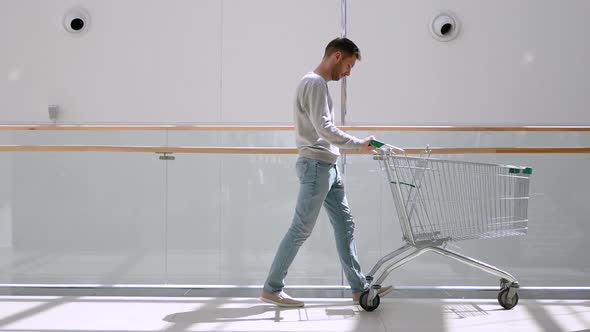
[352,285,393,304]
[260,291,305,307]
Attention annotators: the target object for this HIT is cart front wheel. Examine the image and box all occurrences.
[359,290,380,312]
[498,288,519,310]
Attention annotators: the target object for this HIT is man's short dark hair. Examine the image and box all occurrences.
[324,37,361,60]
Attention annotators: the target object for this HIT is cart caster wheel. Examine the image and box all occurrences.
[359,290,380,312]
[498,288,519,310]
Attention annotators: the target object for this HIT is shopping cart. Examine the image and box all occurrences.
[358,140,533,312]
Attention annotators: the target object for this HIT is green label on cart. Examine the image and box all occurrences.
[509,168,521,174]
[523,167,533,174]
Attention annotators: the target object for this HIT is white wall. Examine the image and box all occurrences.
[348,0,590,125]
[221,0,341,123]
[1,0,223,123]
[0,0,340,124]
[1,0,590,124]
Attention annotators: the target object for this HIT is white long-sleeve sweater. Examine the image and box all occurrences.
[294,71,364,164]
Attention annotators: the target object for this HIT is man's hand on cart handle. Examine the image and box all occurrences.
[361,136,378,153]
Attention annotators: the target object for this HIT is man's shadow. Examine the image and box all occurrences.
[163,299,358,324]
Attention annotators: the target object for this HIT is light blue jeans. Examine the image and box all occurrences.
[263,156,368,294]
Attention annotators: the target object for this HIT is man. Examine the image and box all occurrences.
[260,37,392,307]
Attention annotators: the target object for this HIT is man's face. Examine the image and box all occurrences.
[330,52,357,81]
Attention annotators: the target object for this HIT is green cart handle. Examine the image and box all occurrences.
[369,139,386,148]
[369,139,406,154]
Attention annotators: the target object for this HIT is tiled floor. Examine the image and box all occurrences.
[0,296,588,332]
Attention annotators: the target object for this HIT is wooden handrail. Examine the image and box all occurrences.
[0,125,589,132]
[0,145,588,154]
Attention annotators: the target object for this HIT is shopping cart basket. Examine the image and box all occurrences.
[358,140,533,312]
